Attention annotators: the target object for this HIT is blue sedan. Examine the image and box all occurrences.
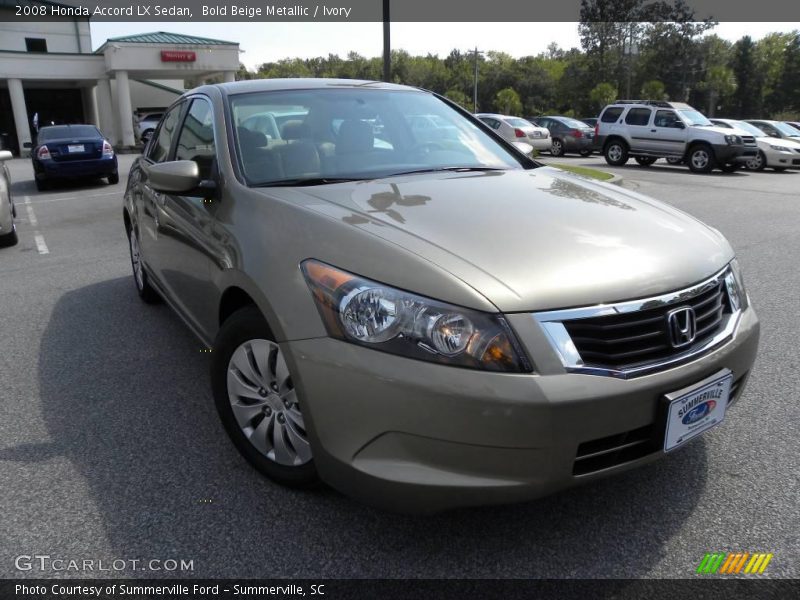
[31,125,118,191]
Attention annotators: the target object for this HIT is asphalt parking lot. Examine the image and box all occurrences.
[0,153,797,579]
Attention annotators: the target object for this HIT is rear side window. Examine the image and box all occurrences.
[480,118,501,130]
[625,108,652,126]
[601,107,624,123]
[147,104,183,163]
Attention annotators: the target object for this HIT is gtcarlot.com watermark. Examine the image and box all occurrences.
[15,555,194,573]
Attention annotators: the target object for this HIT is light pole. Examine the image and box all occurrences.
[382,0,391,82]
[472,47,483,112]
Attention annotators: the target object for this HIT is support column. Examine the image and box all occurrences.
[8,78,31,157]
[115,70,135,147]
[96,78,117,144]
[223,71,236,83]
[82,85,98,127]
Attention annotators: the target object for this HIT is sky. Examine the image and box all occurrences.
[90,22,799,71]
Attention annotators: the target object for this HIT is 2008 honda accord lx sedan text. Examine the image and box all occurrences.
[123,79,759,512]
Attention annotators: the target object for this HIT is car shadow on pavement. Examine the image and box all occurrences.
[36,277,708,579]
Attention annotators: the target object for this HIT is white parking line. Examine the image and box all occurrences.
[34,234,49,254]
[23,195,49,255]
[29,190,119,205]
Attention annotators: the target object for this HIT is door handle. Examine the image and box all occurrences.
[650,129,657,132]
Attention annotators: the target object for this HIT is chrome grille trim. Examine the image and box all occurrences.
[533,265,742,379]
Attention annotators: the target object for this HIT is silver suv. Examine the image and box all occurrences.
[596,101,758,173]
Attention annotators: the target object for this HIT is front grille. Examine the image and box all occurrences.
[742,135,756,146]
[563,278,731,371]
[573,424,657,475]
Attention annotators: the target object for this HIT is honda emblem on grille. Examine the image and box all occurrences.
[667,306,697,348]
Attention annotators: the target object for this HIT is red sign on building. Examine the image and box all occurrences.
[160,50,196,62]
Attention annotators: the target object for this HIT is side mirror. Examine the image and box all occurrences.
[0,150,12,162]
[674,122,686,129]
[23,142,32,149]
[144,160,201,193]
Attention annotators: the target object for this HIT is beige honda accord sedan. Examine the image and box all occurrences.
[123,79,759,512]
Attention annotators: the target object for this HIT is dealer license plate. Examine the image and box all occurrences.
[67,144,84,153]
[663,369,732,452]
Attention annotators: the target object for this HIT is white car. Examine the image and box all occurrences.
[476,113,550,151]
[711,118,800,171]
[136,112,164,144]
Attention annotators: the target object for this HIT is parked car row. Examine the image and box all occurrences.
[589,99,800,174]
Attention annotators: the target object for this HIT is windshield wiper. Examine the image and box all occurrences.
[254,177,370,187]
[383,166,509,178]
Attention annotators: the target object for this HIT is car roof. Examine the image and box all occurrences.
[38,124,98,131]
[200,78,418,96]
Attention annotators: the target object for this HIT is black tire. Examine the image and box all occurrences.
[35,178,48,191]
[0,227,17,248]
[687,144,716,173]
[211,306,319,488]
[666,157,684,165]
[127,226,161,304]
[635,157,657,166]
[108,171,119,185]
[579,149,592,157]
[604,139,629,166]
[720,163,741,173]
[550,138,565,157]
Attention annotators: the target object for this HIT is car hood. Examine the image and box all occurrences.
[271,168,733,312]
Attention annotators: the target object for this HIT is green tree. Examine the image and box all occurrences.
[731,36,764,118]
[698,66,736,116]
[589,82,618,111]
[444,89,470,110]
[776,33,800,115]
[494,87,523,115]
[640,80,667,101]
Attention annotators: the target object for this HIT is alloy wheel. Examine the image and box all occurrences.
[691,149,710,170]
[129,230,144,290]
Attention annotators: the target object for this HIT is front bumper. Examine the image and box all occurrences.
[713,144,758,164]
[284,306,759,512]
[34,156,118,180]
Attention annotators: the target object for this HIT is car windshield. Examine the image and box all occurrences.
[504,117,532,128]
[38,125,99,141]
[728,121,768,137]
[679,110,713,126]
[229,88,525,186]
[772,121,800,137]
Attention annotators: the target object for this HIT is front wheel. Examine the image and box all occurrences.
[108,171,119,185]
[634,157,657,166]
[211,306,318,487]
[687,144,716,173]
[604,140,629,166]
[579,149,592,157]
[128,226,160,303]
[550,138,565,157]
[0,226,17,248]
[745,151,766,171]
[666,157,683,165]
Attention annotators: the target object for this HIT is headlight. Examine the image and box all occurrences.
[769,144,791,152]
[726,258,749,312]
[724,135,743,145]
[301,260,532,373]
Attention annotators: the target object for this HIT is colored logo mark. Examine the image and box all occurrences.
[696,552,773,575]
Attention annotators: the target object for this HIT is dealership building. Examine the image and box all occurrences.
[0,0,240,154]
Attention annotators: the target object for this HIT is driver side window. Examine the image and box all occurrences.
[174,98,216,180]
